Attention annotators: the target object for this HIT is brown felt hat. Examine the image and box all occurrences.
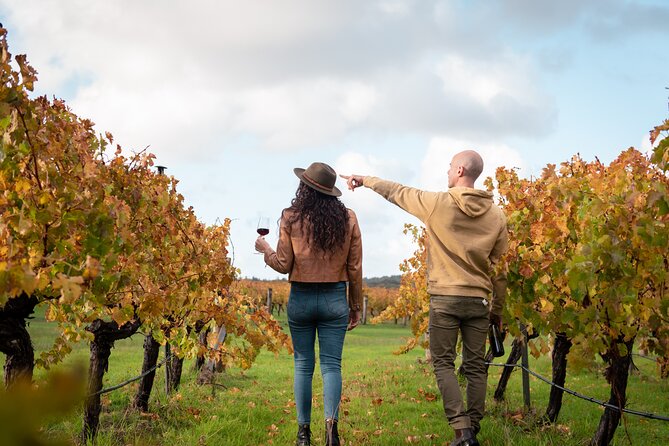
[293,162,342,197]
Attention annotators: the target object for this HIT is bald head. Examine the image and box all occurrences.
[448,150,484,188]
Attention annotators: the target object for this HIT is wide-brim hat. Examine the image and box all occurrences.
[293,162,342,197]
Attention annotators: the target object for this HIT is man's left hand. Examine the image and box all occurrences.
[489,313,502,330]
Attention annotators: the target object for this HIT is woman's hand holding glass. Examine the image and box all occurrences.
[255,235,270,254]
[255,216,270,255]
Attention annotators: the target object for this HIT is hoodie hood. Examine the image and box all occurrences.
[448,187,494,217]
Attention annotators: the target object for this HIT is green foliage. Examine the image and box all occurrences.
[373,224,429,353]
[0,26,289,375]
[373,127,669,383]
[496,148,669,375]
[9,316,669,446]
[650,119,669,171]
[0,369,84,446]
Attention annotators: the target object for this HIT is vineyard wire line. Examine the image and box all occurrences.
[89,357,168,397]
[88,353,669,421]
[486,361,669,422]
[631,352,658,362]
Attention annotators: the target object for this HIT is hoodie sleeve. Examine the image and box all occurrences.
[489,210,509,317]
[363,176,437,222]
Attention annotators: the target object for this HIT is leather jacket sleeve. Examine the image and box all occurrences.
[264,213,294,274]
[346,210,363,310]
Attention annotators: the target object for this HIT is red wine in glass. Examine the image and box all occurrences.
[256,217,270,237]
[255,217,270,254]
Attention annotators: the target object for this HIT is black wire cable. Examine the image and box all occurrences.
[486,361,669,422]
[89,357,168,397]
[89,352,669,422]
[631,352,658,362]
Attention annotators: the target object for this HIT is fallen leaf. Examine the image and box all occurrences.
[556,424,571,434]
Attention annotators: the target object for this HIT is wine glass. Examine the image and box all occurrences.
[257,217,270,237]
[255,217,270,254]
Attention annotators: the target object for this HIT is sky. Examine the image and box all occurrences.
[1,0,668,279]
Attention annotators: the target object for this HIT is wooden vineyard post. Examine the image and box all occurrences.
[521,324,531,411]
[362,296,368,325]
[266,288,273,314]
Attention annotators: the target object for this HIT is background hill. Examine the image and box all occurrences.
[243,275,401,288]
[363,275,401,288]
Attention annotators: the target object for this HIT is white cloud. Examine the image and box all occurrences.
[377,0,414,17]
[335,151,414,225]
[231,79,377,150]
[339,82,378,123]
[436,53,538,106]
[3,0,661,279]
[335,151,407,178]
[421,137,526,191]
[335,151,421,277]
[2,0,558,158]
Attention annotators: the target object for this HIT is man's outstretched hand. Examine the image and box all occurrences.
[340,174,366,191]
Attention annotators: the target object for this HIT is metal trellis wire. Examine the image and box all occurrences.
[89,357,168,397]
[486,361,669,422]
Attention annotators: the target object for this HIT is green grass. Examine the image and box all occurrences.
[3,311,669,445]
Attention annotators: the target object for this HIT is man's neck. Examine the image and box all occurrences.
[451,178,475,188]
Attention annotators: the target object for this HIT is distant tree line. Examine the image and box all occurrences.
[242,275,401,288]
[363,275,401,289]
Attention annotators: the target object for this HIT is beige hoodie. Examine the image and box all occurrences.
[363,177,508,316]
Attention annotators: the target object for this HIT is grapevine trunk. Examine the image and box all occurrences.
[133,335,160,412]
[0,294,38,388]
[83,319,141,441]
[166,355,184,392]
[591,337,635,446]
[194,327,209,372]
[544,333,572,423]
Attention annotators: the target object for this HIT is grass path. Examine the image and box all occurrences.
[5,313,669,445]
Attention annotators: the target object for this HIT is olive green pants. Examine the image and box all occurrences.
[429,295,489,432]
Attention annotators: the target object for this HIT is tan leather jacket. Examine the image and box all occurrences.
[263,208,363,310]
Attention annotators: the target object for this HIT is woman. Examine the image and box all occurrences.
[255,162,363,446]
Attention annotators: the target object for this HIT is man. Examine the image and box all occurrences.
[341,150,507,446]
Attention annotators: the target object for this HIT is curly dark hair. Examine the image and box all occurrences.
[284,182,349,254]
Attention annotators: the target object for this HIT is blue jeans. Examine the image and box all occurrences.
[288,282,349,425]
